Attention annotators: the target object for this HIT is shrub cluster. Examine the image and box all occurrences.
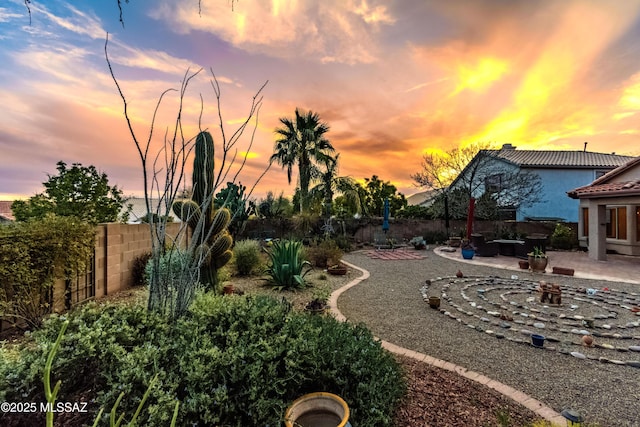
[0,294,405,426]
[306,238,343,268]
[0,215,95,329]
[551,223,575,250]
[232,239,262,276]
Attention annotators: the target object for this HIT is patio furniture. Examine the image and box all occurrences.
[470,234,498,257]
[490,239,525,257]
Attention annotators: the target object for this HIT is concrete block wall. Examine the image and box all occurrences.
[95,222,186,296]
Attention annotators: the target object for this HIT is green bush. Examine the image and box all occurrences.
[551,223,574,250]
[0,215,95,329]
[144,249,190,286]
[131,251,152,286]
[306,238,343,268]
[0,295,405,426]
[232,239,262,276]
[264,239,312,290]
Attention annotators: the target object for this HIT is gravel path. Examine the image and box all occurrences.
[338,249,640,427]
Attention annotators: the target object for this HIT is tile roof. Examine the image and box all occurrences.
[487,149,634,168]
[568,180,640,199]
[0,201,15,221]
[567,156,640,199]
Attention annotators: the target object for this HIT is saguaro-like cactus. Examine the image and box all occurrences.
[173,131,233,290]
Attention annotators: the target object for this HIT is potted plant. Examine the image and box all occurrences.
[305,286,330,314]
[461,241,475,260]
[528,246,548,273]
[328,263,348,275]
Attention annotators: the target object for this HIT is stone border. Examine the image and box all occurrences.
[330,259,567,426]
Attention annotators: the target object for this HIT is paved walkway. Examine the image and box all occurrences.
[330,248,640,426]
[435,247,639,284]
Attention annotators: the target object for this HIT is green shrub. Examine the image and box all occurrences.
[423,230,448,244]
[0,215,95,329]
[333,234,353,252]
[232,239,262,276]
[131,251,152,286]
[264,239,312,290]
[0,294,405,426]
[144,249,190,286]
[551,223,574,250]
[306,238,343,268]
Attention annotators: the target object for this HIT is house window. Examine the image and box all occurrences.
[582,208,589,237]
[485,174,504,193]
[606,207,627,240]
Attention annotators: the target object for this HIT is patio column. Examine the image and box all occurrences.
[588,202,607,261]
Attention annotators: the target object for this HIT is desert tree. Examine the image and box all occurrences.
[412,142,542,219]
[105,35,269,319]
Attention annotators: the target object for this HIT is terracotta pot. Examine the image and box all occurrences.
[328,264,348,275]
[518,260,529,270]
[222,284,234,295]
[284,392,351,427]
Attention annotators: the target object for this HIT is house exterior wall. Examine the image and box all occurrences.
[518,168,602,222]
[453,155,609,222]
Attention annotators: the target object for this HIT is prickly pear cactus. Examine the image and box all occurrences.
[172,131,233,291]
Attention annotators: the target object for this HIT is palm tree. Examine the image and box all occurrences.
[270,109,335,212]
[310,153,362,217]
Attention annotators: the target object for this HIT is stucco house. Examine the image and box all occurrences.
[567,156,640,260]
[450,144,634,222]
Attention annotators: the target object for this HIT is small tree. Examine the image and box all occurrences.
[358,175,407,217]
[412,142,542,219]
[11,161,129,224]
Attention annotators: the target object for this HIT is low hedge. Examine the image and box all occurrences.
[0,294,405,426]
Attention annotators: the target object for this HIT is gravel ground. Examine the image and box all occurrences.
[338,249,640,427]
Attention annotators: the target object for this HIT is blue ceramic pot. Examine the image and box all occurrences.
[461,248,475,259]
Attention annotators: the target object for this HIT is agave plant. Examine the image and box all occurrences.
[264,239,312,290]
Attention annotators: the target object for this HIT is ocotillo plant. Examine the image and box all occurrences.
[173,131,233,291]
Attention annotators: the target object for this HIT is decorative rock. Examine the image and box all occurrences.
[485,330,494,335]
[545,336,560,343]
[480,317,490,322]
[629,346,640,352]
[571,352,586,359]
[500,322,511,329]
[581,335,594,347]
[495,333,505,339]
[611,359,626,365]
[533,322,545,329]
[626,361,640,368]
[602,324,612,329]
[520,329,534,336]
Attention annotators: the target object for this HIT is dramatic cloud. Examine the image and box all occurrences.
[2,0,640,202]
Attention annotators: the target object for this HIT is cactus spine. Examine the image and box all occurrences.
[173,131,233,291]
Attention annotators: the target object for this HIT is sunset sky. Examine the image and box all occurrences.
[2,0,640,203]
